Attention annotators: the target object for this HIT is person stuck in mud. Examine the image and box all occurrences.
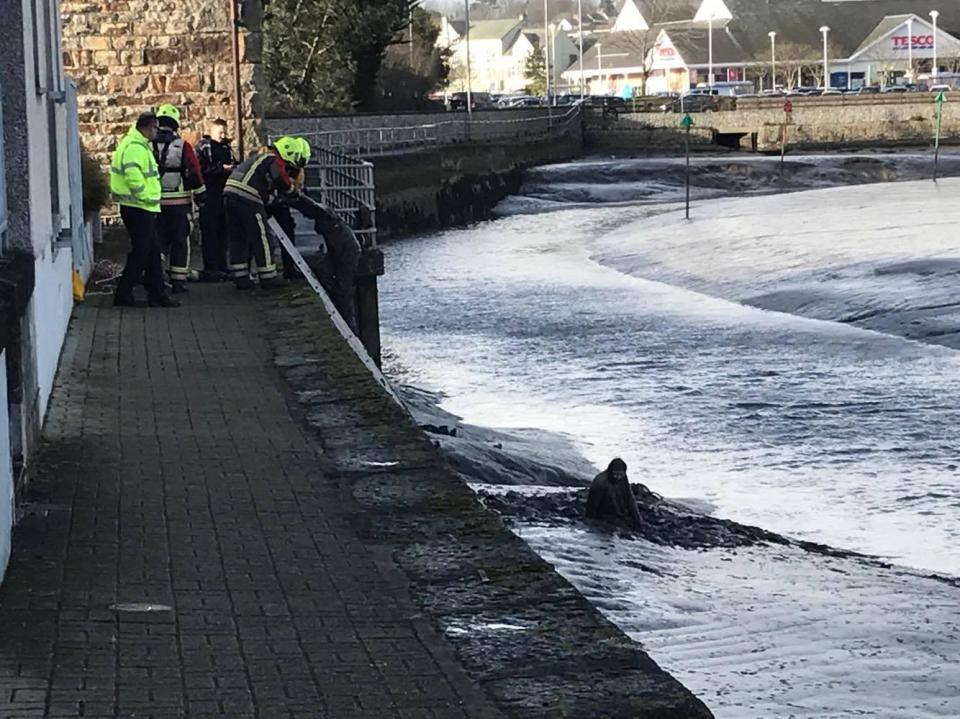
[586,458,659,529]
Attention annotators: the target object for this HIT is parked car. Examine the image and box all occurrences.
[930,84,953,94]
[881,85,907,93]
[855,85,881,94]
[499,95,543,108]
[447,92,495,111]
[669,93,719,113]
[554,93,585,106]
[821,88,842,95]
[582,95,627,114]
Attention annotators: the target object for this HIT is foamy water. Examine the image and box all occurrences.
[378,157,960,716]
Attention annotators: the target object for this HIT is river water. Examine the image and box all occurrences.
[377,154,960,717]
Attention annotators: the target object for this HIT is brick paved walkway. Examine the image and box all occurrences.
[0,286,505,718]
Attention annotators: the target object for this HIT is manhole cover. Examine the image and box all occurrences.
[109,603,173,613]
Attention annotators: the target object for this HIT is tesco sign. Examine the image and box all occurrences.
[892,34,935,50]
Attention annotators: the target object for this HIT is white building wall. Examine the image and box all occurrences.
[32,245,73,421]
[0,355,11,579]
[20,0,74,422]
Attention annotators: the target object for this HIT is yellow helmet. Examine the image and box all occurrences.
[296,138,312,168]
[273,136,300,164]
[156,103,181,128]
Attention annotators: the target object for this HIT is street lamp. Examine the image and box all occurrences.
[768,31,777,91]
[708,14,714,86]
[820,26,830,89]
[544,0,551,104]
[906,16,914,82]
[597,42,603,92]
[464,0,472,118]
[578,0,585,98]
[931,10,940,79]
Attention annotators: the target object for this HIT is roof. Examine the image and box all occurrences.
[465,18,524,42]
[719,0,960,59]
[853,13,915,54]
[666,28,746,66]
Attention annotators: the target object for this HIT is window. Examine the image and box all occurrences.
[31,0,67,245]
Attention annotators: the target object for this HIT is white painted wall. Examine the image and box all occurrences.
[32,244,73,421]
[19,0,75,424]
[0,355,14,581]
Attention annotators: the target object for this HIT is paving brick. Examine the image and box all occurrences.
[0,288,505,718]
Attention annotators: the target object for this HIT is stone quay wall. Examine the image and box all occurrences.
[61,0,265,164]
[600,99,960,152]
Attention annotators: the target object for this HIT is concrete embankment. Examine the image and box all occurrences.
[268,111,583,238]
[267,285,714,717]
[590,96,960,154]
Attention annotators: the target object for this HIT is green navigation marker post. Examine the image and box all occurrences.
[681,113,693,220]
[934,91,947,183]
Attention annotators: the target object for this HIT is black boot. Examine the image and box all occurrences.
[171,281,189,294]
[234,276,255,290]
[148,295,181,308]
[113,292,144,308]
[259,277,285,290]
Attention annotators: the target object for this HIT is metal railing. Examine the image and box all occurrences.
[304,146,377,249]
[298,105,583,157]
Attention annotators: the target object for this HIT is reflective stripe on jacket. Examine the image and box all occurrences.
[110,126,162,212]
[223,151,294,208]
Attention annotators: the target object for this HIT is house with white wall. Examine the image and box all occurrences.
[438,15,580,94]
[0,0,88,580]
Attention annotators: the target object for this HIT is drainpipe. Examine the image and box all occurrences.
[230,0,245,159]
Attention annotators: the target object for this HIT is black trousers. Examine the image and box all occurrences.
[268,204,301,279]
[200,193,228,274]
[117,205,165,300]
[157,204,191,281]
[224,196,277,280]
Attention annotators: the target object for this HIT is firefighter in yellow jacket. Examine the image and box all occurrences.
[153,104,206,293]
[110,112,178,307]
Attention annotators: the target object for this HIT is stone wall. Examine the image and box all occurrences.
[61,0,265,163]
[602,100,960,152]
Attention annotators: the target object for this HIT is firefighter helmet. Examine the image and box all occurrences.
[296,138,312,168]
[156,104,181,129]
[273,136,300,165]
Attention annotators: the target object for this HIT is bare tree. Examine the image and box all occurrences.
[773,40,819,88]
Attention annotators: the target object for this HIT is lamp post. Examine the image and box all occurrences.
[906,16,914,82]
[768,31,777,91]
[544,0,551,104]
[708,15,714,86]
[931,10,939,79]
[464,0,472,118]
[578,0,585,98]
[597,42,603,93]
[820,26,830,89]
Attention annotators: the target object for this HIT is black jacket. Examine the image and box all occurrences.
[586,470,643,528]
[196,136,237,194]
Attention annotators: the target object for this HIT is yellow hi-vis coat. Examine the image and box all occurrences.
[110,126,161,212]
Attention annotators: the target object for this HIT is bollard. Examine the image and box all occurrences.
[355,249,384,367]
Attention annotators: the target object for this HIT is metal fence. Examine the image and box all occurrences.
[304,146,377,249]
[297,104,583,157]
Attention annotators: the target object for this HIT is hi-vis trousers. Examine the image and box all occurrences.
[224,195,278,281]
[157,204,191,282]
